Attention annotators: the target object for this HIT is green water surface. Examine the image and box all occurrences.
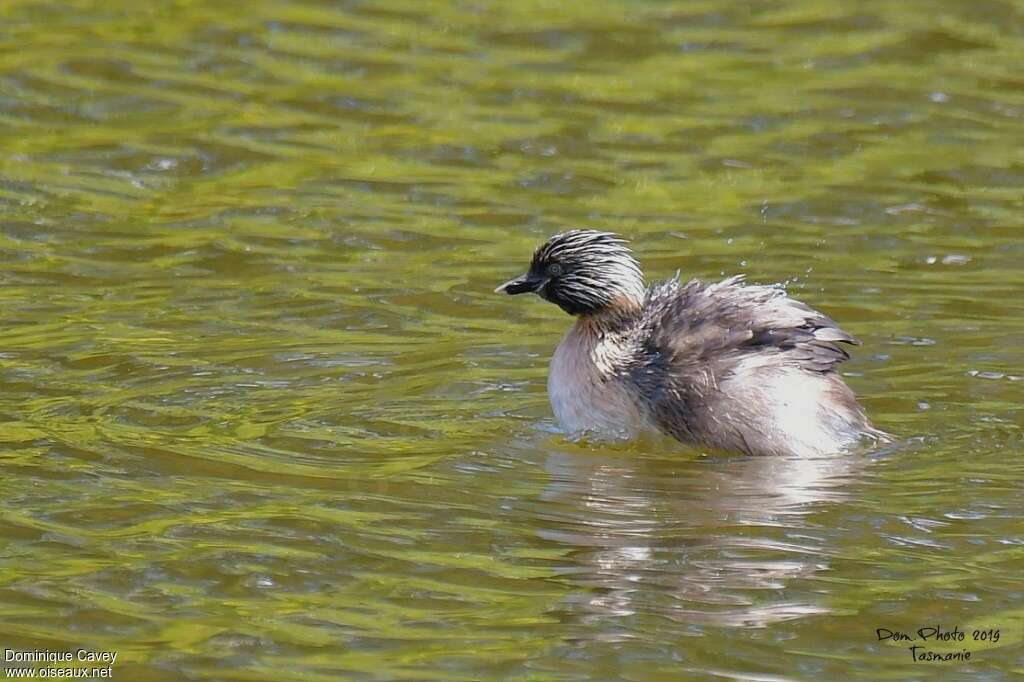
[0,1,1022,680]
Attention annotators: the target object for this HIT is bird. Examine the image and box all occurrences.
[495,229,888,456]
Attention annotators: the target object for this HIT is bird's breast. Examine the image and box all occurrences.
[547,322,648,440]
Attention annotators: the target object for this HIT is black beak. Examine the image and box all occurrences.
[495,274,545,295]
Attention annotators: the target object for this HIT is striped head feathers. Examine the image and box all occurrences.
[496,230,646,315]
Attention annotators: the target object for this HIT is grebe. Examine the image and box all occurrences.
[496,230,886,456]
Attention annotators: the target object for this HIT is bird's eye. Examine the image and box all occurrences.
[548,263,563,276]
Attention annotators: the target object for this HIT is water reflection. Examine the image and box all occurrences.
[536,444,862,631]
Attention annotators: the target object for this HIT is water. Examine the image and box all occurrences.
[1,1,1022,679]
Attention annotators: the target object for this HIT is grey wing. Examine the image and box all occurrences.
[630,276,861,444]
[645,275,859,375]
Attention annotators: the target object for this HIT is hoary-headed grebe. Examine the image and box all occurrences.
[496,230,887,456]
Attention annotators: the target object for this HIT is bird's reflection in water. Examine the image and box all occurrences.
[532,441,863,634]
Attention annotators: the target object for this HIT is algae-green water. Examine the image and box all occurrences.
[0,1,1022,680]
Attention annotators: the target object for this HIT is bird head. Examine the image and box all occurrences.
[496,230,645,316]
